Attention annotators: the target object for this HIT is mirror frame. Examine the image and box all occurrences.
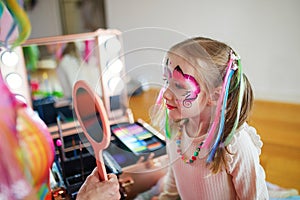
[22,29,129,124]
[73,80,110,181]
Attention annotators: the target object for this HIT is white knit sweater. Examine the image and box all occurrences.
[159,123,269,200]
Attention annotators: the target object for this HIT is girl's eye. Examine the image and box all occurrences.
[175,82,185,89]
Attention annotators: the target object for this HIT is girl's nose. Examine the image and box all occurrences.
[163,87,174,101]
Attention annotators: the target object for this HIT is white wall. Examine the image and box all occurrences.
[27,1,62,38]
[104,0,300,103]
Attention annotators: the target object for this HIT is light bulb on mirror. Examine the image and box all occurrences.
[6,73,23,89]
[107,59,123,73]
[1,50,19,67]
[15,94,27,104]
[108,77,125,94]
[105,37,121,56]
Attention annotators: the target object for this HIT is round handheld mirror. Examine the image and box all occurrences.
[73,80,111,181]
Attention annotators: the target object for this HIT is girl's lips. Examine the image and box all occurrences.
[166,104,176,110]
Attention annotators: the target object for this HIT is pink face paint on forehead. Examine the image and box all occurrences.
[173,65,201,101]
[163,61,201,108]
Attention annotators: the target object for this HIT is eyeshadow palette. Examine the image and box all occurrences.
[110,122,165,156]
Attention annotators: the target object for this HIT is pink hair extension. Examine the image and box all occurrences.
[202,51,236,149]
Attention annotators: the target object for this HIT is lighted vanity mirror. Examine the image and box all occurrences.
[21,29,128,125]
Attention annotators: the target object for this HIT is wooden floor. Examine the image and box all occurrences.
[129,88,300,192]
[249,100,300,192]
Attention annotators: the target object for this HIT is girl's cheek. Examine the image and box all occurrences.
[176,96,195,108]
[181,99,203,117]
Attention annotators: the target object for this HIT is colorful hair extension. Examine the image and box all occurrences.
[5,19,17,47]
[0,1,5,17]
[0,2,7,47]
[207,69,234,163]
[229,57,242,93]
[4,0,32,49]
[165,108,171,139]
[202,51,236,149]
[224,58,245,146]
[0,2,6,45]
[156,87,165,105]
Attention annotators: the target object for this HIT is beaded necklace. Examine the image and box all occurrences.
[176,127,204,164]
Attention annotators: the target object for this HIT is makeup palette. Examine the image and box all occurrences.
[111,122,165,155]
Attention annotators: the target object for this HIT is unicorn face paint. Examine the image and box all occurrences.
[163,59,201,108]
[172,65,201,107]
[163,56,207,121]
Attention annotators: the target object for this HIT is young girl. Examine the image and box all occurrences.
[152,37,269,199]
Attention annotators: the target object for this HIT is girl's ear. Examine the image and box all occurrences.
[207,86,222,106]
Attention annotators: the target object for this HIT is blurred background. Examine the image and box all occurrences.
[1,0,298,196]
[26,0,300,103]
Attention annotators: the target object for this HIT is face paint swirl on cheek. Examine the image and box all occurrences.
[173,66,201,108]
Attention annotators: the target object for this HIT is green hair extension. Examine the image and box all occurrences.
[224,59,245,146]
[165,108,171,139]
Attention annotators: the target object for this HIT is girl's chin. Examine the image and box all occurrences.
[168,112,184,121]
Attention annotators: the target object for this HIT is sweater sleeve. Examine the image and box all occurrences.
[226,124,269,200]
[158,167,180,200]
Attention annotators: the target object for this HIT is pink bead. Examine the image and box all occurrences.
[56,139,62,147]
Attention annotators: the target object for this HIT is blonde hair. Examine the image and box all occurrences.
[154,37,254,173]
